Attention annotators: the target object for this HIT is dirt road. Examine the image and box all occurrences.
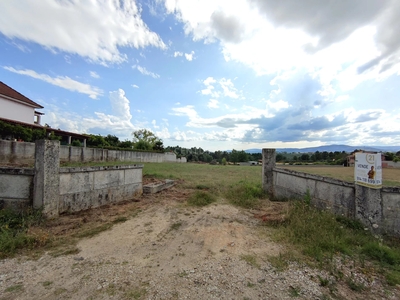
[1,184,399,299]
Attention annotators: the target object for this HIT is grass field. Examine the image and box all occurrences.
[278,165,400,187]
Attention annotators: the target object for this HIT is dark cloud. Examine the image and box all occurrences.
[287,114,347,131]
[215,118,238,128]
[251,0,387,50]
[210,11,246,43]
[353,111,382,123]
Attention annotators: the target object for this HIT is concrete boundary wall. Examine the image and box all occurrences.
[0,167,34,210]
[262,148,400,238]
[0,141,143,216]
[0,139,186,164]
[58,165,142,214]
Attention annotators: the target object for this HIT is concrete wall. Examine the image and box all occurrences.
[0,140,185,164]
[0,140,143,216]
[0,167,34,210]
[58,165,142,214]
[262,148,400,238]
[0,140,35,164]
[382,161,400,169]
[273,168,355,218]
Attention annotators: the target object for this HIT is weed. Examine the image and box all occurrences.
[113,216,128,224]
[187,191,216,207]
[361,242,400,266]
[346,277,365,292]
[123,287,147,299]
[268,253,289,272]
[195,184,210,190]
[74,223,112,238]
[288,285,301,297]
[5,284,24,293]
[50,246,80,257]
[240,254,260,269]
[42,281,53,287]
[303,189,311,206]
[225,181,265,209]
[247,281,256,287]
[385,270,400,286]
[318,275,329,287]
[169,222,182,231]
[0,208,46,258]
[54,288,67,296]
[178,271,188,277]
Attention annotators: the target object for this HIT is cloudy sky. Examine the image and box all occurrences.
[1,0,400,151]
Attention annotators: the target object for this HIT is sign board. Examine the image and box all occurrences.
[354,152,382,189]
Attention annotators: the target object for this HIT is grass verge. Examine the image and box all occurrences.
[0,208,47,258]
[269,200,400,286]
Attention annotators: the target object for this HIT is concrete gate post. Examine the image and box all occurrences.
[262,149,276,197]
[355,184,382,232]
[33,140,60,217]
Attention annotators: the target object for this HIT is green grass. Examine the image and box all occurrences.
[187,191,216,206]
[5,284,24,293]
[270,200,400,286]
[0,208,46,258]
[225,180,266,209]
[240,254,260,268]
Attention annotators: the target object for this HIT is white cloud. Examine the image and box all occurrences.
[152,120,160,129]
[90,71,100,79]
[133,65,160,78]
[185,51,195,61]
[207,99,219,108]
[200,76,239,99]
[132,84,139,88]
[174,51,183,57]
[44,89,137,139]
[0,0,166,64]
[4,66,103,99]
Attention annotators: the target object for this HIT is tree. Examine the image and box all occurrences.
[104,134,120,147]
[132,129,164,151]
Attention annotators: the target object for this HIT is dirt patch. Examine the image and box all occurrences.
[0,183,399,299]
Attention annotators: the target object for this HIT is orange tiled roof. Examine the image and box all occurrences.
[0,81,44,109]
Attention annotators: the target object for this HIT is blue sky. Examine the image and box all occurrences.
[0,0,399,151]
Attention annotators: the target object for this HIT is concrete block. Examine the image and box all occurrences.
[143,179,174,194]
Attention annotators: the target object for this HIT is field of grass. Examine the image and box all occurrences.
[279,165,400,187]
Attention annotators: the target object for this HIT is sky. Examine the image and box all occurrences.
[0,0,400,151]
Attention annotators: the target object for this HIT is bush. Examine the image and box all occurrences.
[187,191,216,207]
[71,140,82,147]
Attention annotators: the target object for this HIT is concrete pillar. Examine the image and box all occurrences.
[355,184,382,232]
[262,149,276,196]
[68,136,72,145]
[33,140,60,217]
[83,138,87,148]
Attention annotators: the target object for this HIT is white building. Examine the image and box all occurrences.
[0,81,44,125]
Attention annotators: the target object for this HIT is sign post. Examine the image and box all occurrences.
[354,152,382,189]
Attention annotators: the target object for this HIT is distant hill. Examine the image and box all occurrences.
[244,144,400,154]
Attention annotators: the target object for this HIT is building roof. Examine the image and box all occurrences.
[0,81,44,109]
